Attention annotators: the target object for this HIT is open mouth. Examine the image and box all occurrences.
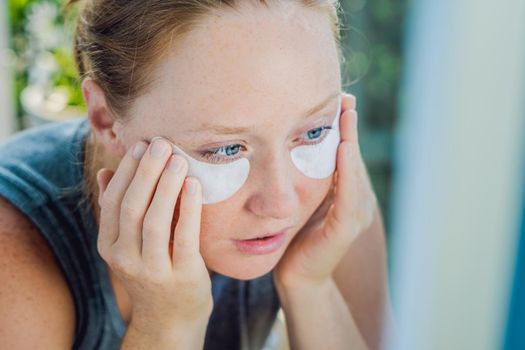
[246,234,275,241]
[232,231,287,255]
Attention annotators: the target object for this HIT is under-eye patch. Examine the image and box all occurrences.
[153,93,342,205]
[290,94,342,179]
[165,140,250,205]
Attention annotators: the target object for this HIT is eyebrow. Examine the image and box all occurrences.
[187,91,340,135]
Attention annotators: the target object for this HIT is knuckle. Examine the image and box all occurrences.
[173,236,193,250]
[135,163,160,180]
[142,211,165,234]
[120,199,142,219]
[100,191,118,209]
[142,222,163,241]
[143,269,170,288]
[109,254,138,277]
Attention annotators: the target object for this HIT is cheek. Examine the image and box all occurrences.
[298,175,334,218]
[171,174,333,250]
[197,201,247,272]
[171,175,334,226]
[306,175,333,198]
[198,200,241,243]
[169,196,227,247]
[169,175,334,278]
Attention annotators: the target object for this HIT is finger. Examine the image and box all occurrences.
[97,141,148,256]
[96,168,114,223]
[339,108,358,145]
[334,103,367,219]
[341,91,356,111]
[142,155,188,268]
[333,137,376,244]
[172,177,203,268]
[330,140,358,240]
[96,168,113,200]
[117,138,172,259]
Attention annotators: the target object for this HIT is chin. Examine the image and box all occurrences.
[204,250,282,280]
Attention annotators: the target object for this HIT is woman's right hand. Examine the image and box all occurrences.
[95,138,213,333]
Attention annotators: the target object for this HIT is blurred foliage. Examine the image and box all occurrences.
[8,0,83,126]
[51,45,83,105]
[339,0,407,230]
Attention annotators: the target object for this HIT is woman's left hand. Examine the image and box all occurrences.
[274,92,378,288]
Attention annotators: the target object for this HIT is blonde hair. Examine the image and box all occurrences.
[67,0,344,205]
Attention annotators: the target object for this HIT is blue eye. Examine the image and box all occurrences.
[200,125,332,164]
[303,125,332,144]
[306,127,323,140]
[201,144,243,163]
[220,144,240,156]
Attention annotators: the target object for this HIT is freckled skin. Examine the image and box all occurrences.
[99,3,342,280]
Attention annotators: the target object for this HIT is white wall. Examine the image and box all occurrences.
[0,0,16,141]
[386,0,525,349]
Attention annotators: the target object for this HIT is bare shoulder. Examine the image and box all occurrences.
[0,195,75,349]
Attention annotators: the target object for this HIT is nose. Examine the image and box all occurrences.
[245,151,299,220]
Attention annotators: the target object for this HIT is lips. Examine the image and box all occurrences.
[240,227,290,241]
[245,233,279,241]
[232,230,288,255]
[245,234,278,241]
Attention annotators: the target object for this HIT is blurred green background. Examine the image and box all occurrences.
[339,0,406,231]
[7,0,406,230]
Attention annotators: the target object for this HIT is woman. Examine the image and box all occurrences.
[0,0,390,349]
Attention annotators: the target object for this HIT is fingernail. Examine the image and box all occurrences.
[168,156,184,173]
[151,139,168,158]
[132,142,147,160]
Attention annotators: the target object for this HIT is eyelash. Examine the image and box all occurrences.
[200,125,333,164]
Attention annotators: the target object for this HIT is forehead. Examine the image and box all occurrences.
[131,3,341,136]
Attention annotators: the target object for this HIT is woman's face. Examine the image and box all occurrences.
[114,4,342,280]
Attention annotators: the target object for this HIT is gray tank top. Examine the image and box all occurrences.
[0,118,280,349]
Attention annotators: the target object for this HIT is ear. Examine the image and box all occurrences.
[82,78,127,157]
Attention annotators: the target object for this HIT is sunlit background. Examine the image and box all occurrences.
[1,1,525,349]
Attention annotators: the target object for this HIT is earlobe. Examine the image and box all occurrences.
[82,78,126,157]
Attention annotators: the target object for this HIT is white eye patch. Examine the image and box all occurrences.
[166,142,250,205]
[290,94,342,179]
[153,94,342,204]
